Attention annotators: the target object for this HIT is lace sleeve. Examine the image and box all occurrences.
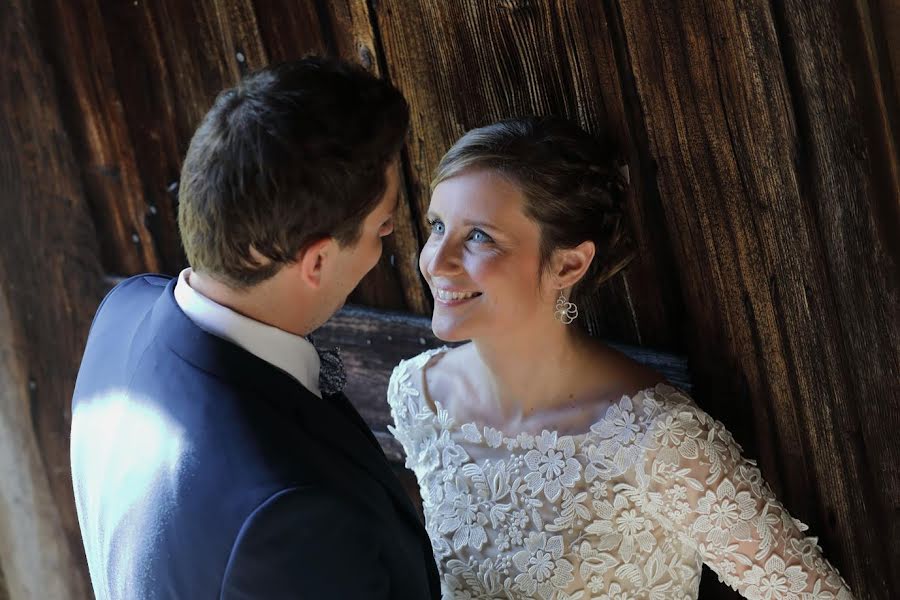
[625,392,854,599]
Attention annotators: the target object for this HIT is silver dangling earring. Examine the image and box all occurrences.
[555,292,578,325]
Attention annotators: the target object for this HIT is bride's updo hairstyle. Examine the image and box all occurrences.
[431,116,635,307]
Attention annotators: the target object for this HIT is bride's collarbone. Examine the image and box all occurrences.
[421,343,666,436]
[424,373,622,438]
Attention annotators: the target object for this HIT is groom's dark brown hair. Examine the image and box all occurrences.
[178,56,409,288]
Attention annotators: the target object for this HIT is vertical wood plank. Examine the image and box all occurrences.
[330,1,432,313]
[614,0,899,596]
[43,2,267,270]
[34,0,161,275]
[772,0,899,593]
[0,0,106,597]
[253,0,327,61]
[871,0,900,117]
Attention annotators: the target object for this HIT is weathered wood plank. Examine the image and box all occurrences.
[872,0,900,121]
[371,0,686,346]
[614,0,899,596]
[772,1,900,593]
[313,304,691,461]
[34,0,161,275]
[0,0,106,597]
[253,0,327,61]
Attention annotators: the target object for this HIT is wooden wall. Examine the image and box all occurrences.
[1,0,897,598]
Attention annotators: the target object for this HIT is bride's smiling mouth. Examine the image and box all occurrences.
[433,288,483,306]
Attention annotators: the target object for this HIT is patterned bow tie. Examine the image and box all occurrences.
[306,335,347,397]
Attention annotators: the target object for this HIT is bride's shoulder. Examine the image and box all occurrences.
[578,341,699,417]
[392,344,453,378]
[420,343,476,396]
[389,344,458,397]
[392,343,479,404]
[585,342,665,393]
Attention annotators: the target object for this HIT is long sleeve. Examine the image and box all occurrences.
[622,394,854,599]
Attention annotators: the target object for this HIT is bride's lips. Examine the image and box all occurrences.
[433,288,483,307]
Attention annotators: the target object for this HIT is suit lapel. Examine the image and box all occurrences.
[323,391,382,451]
[290,384,424,531]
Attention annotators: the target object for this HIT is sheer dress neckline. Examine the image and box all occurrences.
[417,345,676,448]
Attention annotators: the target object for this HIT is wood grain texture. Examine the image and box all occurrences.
[614,0,899,596]
[372,0,686,346]
[34,0,161,275]
[0,0,106,597]
[872,0,900,121]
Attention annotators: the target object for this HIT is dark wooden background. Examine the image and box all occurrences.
[1,1,897,598]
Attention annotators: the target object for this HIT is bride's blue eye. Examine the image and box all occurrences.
[428,219,445,235]
[468,229,492,243]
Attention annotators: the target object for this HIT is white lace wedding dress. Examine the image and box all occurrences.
[388,347,854,600]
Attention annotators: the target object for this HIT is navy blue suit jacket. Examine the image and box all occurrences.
[70,274,440,599]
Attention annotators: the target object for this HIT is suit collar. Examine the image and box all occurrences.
[150,278,430,545]
[172,268,323,397]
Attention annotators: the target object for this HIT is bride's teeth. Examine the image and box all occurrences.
[437,289,479,301]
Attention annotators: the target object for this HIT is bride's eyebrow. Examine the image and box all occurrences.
[424,212,500,232]
[462,218,499,231]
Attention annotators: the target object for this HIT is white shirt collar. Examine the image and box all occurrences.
[173,268,322,398]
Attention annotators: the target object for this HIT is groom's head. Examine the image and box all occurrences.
[177,57,408,332]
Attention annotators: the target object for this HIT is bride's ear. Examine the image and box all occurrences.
[295,237,335,289]
[550,240,595,291]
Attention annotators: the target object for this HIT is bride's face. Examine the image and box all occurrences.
[420,169,552,342]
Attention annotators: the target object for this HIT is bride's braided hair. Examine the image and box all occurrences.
[431,116,635,306]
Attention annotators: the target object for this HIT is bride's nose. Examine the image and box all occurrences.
[423,237,463,278]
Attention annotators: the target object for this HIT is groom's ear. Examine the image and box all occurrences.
[295,236,335,289]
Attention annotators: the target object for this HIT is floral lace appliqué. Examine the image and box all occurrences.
[387,349,854,600]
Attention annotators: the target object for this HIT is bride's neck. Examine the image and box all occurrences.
[471,321,593,419]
